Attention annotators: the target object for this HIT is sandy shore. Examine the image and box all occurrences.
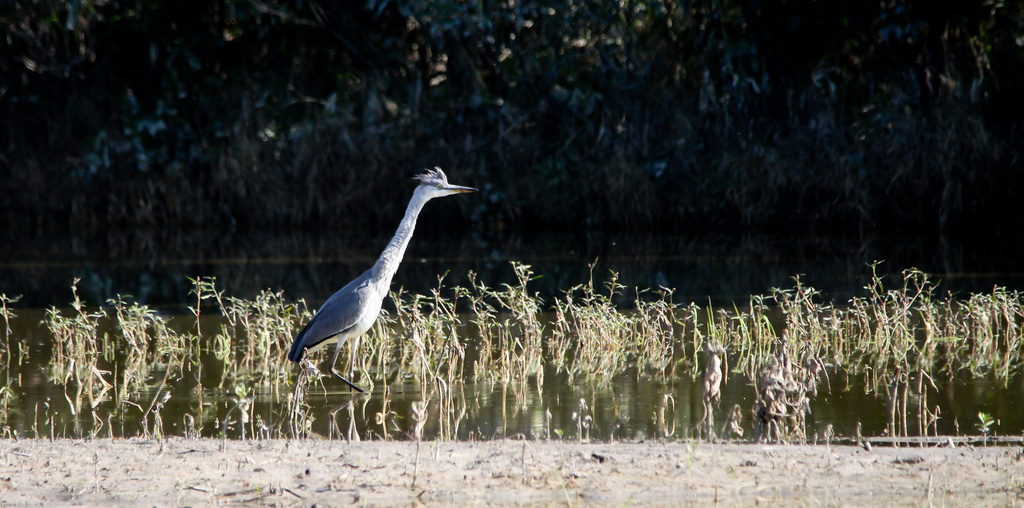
[1,438,1022,506]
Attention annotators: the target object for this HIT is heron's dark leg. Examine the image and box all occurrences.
[329,367,365,393]
[329,338,365,393]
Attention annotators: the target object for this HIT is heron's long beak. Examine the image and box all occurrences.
[446,185,477,193]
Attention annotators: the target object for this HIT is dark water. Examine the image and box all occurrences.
[4,227,1024,308]
[2,228,1024,441]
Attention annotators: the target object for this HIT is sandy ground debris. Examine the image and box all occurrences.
[1,438,1023,506]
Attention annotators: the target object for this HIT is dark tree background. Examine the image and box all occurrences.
[2,0,1022,235]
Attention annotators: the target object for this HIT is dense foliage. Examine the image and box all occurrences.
[2,0,1022,233]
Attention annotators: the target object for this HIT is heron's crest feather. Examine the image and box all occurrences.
[413,167,449,186]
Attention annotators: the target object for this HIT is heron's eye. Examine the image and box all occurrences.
[436,185,442,189]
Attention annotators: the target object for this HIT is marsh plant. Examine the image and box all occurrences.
[550,265,677,385]
[3,263,1023,443]
[44,280,111,416]
[461,263,545,390]
[196,278,308,393]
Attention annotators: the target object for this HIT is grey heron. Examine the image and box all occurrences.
[287,168,476,392]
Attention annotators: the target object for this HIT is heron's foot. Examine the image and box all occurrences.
[329,367,366,394]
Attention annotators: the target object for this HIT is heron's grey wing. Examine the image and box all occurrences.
[288,274,375,361]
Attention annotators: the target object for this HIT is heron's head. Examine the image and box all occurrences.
[413,167,477,198]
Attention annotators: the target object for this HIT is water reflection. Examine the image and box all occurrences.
[3,228,1024,308]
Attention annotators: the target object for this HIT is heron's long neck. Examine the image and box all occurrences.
[370,190,429,287]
